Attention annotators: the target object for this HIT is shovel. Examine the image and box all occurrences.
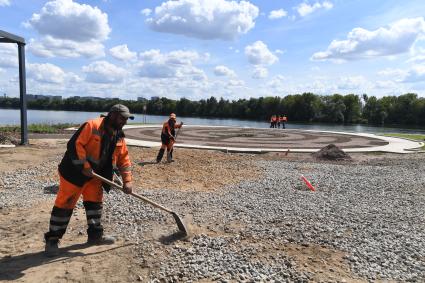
[92,172,188,236]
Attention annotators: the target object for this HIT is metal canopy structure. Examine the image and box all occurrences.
[0,30,28,145]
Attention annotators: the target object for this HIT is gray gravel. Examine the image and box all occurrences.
[1,154,425,282]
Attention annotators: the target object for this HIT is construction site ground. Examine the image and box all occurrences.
[0,138,423,282]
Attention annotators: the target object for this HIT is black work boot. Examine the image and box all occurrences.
[84,201,114,245]
[166,151,174,163]
[44,237,60,257]
[156,148,165,163]
[87,234,116,245]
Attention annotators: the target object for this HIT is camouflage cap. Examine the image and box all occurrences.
[109,104,135,120]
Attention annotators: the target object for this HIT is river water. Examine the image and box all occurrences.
[1,108,425,134]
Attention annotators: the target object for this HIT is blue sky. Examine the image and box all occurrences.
[1,0,425,100]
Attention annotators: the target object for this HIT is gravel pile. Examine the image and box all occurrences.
[312,143,352,160]
[0,157,61,208]
[1,154,424,282]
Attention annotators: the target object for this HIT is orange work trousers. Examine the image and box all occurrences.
[55,172,104,209]
[161,139,175,151]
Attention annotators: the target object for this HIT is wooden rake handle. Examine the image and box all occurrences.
[92,172,173,214]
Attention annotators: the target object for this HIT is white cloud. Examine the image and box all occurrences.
[312,17,425,61]
[109,44,137,61]
[138,62,177,78]
[27,63,66,84]
[275,49,284,55]
[137,49,206,79]
[0,0,10,7]
[408,47,425,63]
[0,43,18,68]
[337,76,369,90]
[214,65,236,77]
[141,8,152,16]
[268,9,287,20]
[378,65,425,83]
[28,36,105,58]
[28,0,110,42]
[27,0,110,58]
[245,41,278,65]
[408,54,425,63]
[378,68,407,82]
[296,1,333,17]
[402,65,425,82]
[264,74,379,96]
[252,66,268,79]
[82,61,127,84]
[266,75,288,93]
[146,0,259,40]
[186,67,207,81]
[375,80,398,89]
[227,79,245,87]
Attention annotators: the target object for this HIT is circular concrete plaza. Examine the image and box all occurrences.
[125,126,396,151]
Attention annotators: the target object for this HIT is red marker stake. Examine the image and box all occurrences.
[301,175,315,191]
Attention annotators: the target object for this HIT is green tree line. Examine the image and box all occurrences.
[0,93,424,126]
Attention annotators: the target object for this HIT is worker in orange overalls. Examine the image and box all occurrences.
[156,113,183,163]
[44,104,134,257]
[280,115,287,129]
[270,115,277,128]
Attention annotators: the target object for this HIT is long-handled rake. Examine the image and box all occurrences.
[167,123,183,163]
[92,172,188,236]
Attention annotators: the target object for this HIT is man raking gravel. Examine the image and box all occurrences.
[44,104,135,257]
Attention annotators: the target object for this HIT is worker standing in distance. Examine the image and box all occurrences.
[44,104,134,257]
[156,113,183,163]
[270,115,277,128]
[281,115,287,129]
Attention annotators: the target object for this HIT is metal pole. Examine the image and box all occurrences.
[18,43,28,145]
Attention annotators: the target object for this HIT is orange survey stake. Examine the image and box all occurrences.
[301,175,315,191]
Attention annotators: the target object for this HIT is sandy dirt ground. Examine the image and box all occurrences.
[0,139,393,282]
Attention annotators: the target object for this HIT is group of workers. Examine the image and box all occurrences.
[270,115,287,129]
[44,104,183,257]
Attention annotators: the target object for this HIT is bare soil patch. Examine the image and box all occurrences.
[132,147,262,192]
[0,139,68,173]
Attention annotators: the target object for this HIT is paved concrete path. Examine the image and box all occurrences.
[2,125,421,153]
[124,125,424,154]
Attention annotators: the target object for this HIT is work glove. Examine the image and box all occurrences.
[122,181,133,194]
[82,168,94,177]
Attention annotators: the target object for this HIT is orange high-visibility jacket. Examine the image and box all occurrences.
[161,119,182,137]
[58,117,132,187]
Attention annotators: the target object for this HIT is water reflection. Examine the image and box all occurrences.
[1,108,425,134]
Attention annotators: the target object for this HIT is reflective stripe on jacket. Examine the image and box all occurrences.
[58,117,132,187]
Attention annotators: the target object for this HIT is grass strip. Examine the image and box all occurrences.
[382,133,425,150]
[0,123,76,134]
